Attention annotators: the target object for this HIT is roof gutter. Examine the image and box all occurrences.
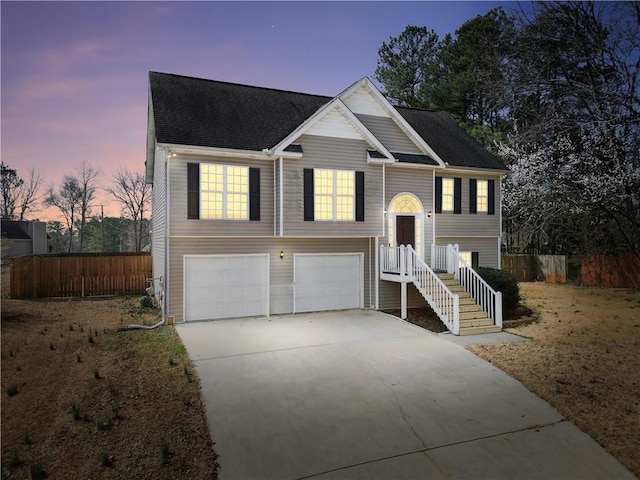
[161,143,301,160]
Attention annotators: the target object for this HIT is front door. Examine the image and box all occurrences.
[396,215,415,248]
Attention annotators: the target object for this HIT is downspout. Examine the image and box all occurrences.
[164,148,170,321]
[116,317,166,332]
[279,157,284,237]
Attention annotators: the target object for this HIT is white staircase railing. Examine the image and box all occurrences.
[445,244,503,328]
[380,244,460,335]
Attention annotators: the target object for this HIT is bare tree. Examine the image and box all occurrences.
[0,162,42,220]
[106,168,151,252]
[76,162,101,252]
[45,176,83,252]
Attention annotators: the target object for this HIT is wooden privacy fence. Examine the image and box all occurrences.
[581,253,640,288]
[501,254,567,283]
[10,253,152,299]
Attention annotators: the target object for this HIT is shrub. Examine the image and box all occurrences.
[140,295,154,308]
[476,267,521,313]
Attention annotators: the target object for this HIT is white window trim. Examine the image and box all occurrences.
[314,168,355,221]
[200,164,249,220]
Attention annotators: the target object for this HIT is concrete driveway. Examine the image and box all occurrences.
[176,310,633,480]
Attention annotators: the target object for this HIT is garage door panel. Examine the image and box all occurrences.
[184,255,269,321]
[294,254,362,313]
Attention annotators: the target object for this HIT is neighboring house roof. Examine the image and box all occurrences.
[149,72,505,171]
[1,220,31,240]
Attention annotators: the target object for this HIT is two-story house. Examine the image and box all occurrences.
[146,72,507,335]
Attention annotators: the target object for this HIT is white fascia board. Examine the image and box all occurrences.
[366,151,395,164]
[386,162,443,171]
[160,143,300,160]
[340,77,447,168]
[271,98,394,161]
[442,164,509,176]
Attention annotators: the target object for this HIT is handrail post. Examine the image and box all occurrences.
[452,294,460,335]
[495,291,503,328]
[399,245,406,277]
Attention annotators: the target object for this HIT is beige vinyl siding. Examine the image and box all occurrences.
[283,135,383,237]
[167,237,374,322]
[169,155,274,236]
[356,114,422,154]
[151,146,167,308]
[435,171,501,237]
[382,165,434,263]
[436,237,499,269]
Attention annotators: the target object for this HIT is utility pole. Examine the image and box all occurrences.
[101,205,104,253]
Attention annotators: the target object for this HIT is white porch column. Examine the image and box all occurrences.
[401,281,407,320]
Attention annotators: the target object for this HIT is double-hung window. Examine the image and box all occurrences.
[314,169,354,221]
[476,180,488,213]
[201,164,248,219]
[469,178,495,215]
[187,163,260,221]
[441,178,455,212]
[304,168,364,222]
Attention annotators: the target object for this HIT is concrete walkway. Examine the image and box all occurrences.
[176,310,634,480]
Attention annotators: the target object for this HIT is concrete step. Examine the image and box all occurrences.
[458,325,502,336]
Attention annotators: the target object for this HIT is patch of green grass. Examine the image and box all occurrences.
[71,404,82,421]
[96,418,112,431]
[30,462,45,480]
[9,450,23,467]
[100,453,114,468]
[161,443,172,466]
[24,432,35,446]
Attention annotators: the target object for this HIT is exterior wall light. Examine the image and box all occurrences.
[279,251,285,260]
[427,210,432,219]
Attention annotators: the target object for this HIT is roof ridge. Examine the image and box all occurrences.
[149,71,332,101]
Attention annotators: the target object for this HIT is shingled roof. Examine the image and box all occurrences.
[149,72,505,171]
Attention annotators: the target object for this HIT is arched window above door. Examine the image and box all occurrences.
[389,193,421,214]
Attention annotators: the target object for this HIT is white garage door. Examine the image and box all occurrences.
[184,254,269,321]
[294,253,363,313]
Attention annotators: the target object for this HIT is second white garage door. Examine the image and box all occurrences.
[184,254,269,321]
[294,253,363,313]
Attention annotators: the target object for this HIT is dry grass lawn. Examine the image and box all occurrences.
[469,283,640,478]
[1,297,218,479]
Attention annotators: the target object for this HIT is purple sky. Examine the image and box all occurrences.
[2,1,512,221]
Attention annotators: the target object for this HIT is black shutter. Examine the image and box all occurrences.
[453,178,462,214]
[303,169,314,221]
[435,176,442,214]
[472,252,479,269]
[355,171,365,221]
[488,179,495,215]
[249,168,260,221]
[469,179,477,214]
[187,163,199,219]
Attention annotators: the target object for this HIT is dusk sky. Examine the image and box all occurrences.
[2,1,513,221]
